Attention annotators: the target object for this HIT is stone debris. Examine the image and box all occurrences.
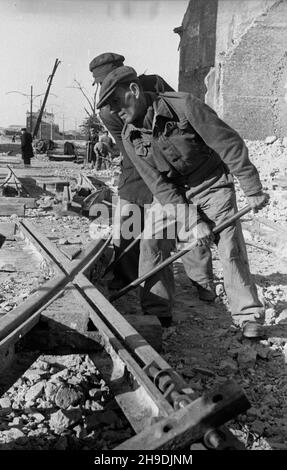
[265,307,277,325]
[0,354,133,450]
[29,412,45,423]
[264,135,277,145]
[44,381,58,402]
[275,309,287,324]
[2,428,25,441]
[49,368,70,382]
[23,369,49,383]
[215,283,224,296]
[218,359,238,373]
[49,408,82,434]
[0,398,11,409]
[24,382,46,404]
[57,238,69,245]
[254,344,270,360]
[237,346,258,369]
[54,385,83,409]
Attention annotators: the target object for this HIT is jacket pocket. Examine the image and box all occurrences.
[133,138,151,158]
[130,130,152,158]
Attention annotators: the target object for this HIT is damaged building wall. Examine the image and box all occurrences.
[176,0,287,139]
[217,0,287,139]
[211,0,277,112]
[175,0,218,99]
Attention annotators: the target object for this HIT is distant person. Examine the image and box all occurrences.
[20,128,34,167]
[93,141,110,171]
[99,130,114,153]
[88,128,98,164]
[11,134,16,143]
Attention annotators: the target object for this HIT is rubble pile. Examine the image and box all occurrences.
[236,139,287,222]
[0,354,133,450]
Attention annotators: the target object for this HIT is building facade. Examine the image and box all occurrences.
[175,0,287,139]
[26,110,62,140]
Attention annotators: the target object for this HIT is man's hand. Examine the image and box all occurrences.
[247,191,269,213]
[191,221,214,247]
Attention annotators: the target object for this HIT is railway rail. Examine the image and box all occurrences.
[0,219,250,450]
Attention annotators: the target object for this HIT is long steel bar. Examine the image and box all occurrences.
[111,205,252,302]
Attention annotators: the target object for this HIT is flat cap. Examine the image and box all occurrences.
[89,52,125,85]
[96,66,138,109]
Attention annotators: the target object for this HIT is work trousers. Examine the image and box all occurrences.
[113,198,174,318]
[95,155,104,171]
[139,199,175,318]
[113,198,144,286]
[113,198,211,319]
[22,155,31,166]
[95,154,110,171]
[185,171,264,324]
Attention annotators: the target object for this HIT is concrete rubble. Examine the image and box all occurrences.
[0,354,133,450]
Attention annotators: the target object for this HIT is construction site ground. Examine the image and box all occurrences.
[0,139,287,450]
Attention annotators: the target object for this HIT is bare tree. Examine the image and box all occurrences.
[68,79,100,117]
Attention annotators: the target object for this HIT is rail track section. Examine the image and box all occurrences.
[0,220,250,450]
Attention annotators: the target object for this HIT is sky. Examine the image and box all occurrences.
[0,0,188,131]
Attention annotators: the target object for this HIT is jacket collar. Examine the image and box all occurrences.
[153,95,175,121]
[122,92,175,140]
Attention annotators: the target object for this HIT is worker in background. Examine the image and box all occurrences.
[88,127,98,165]
[89,53,214,328]
[99,130,114,154]
[93,140,111,171]
[96,65,269,338]
[20,128,34,167]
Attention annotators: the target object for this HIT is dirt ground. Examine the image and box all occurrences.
[0,138,287,450]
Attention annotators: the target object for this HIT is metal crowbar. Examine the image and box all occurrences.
[110,205,252,302]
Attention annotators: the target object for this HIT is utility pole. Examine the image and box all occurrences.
[62,114,65,140]
[30,85,33,133]
[50,108,53,140]
[39,100,42,139]
[33,58,61,139]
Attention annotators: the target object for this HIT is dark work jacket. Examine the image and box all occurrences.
[100,74,173,206]
[121,92,262,209]
[21,131,34,158]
